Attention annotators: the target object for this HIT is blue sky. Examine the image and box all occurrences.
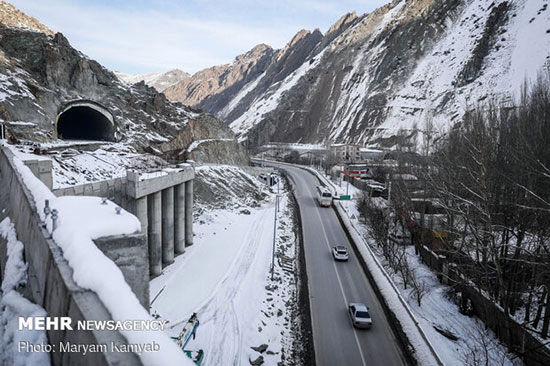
[10,0,391,75]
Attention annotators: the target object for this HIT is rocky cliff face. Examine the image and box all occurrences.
[0,18,248,165]
[183,0,550,149]
[164,44,275,108]
[115,69,190,92]
[214,28,326,124]
[161,24,341,120]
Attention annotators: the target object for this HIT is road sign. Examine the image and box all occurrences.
[340,195,351,200]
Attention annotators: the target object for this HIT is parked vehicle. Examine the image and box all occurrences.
[332,246,349,261]
[348,303,372,329]
[316,185,332,207]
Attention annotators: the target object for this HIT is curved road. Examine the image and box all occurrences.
[266,162,407,366]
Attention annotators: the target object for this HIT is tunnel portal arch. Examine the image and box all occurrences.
[56,101,116,142]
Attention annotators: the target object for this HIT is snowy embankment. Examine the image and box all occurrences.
[150,166,300,366]
[0,218,50,366]
[7,142,167,188]
[7,152,192,366]
[193,165,270,214]
[311,167,516,365]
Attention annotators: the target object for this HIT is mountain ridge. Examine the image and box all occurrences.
[0,1,53,36]
[162,0,550,149]
[115,69,190,92]
[0,18,248,165]
[163,43,275,109]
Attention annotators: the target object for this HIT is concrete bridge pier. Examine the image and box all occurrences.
[174,183,186,254]
[147,192,162,277]
[185,180,193,246]
[161,187,174,265]
[127,166,194,278]
[135,196,148,240]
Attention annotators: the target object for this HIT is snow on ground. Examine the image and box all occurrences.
[315,168,518,365]
[186,138,234,153]
[0,66,37,103]
[6,142,167,188]
[193,165,271,214]
[151,169,300,366]
[262,143,326,151]
[0,217,50,366]
[9,153,192,366]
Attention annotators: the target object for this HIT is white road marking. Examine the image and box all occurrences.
[301,175,368,366]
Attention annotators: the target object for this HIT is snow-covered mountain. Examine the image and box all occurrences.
[177,0,550,148]
[0,1,53,35]
[115,69,190,92]
[0,5,248,165]
[164,43,276,107]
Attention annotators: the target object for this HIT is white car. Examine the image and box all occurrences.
[348,303,372,329]
[332,246,349,261]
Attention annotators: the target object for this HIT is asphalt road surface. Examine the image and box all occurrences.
[267,162,407,366]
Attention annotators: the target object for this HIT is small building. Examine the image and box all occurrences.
[343,163,373,179]
[330,144,361,163]
[360,148,385,161]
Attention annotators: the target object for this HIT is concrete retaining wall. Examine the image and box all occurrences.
[24,159,53,190]
[53,164,195,279]
[53,176,131,211]
[94,234,149,308]
[0,146,141,366]
[53,177,151,306]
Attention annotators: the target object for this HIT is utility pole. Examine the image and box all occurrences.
[271,195,278,281]
[386,173,392,202]
[277,175,280,212]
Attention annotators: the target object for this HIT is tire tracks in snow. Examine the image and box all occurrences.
[190,207,272,365]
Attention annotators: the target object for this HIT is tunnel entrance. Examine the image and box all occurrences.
[56,103,115,141]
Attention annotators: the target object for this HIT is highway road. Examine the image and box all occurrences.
[267,162,407,366]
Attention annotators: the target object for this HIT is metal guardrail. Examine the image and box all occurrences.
[252,159,444,366]
[304,165,444,366]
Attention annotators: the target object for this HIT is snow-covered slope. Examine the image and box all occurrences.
[0,10,247,165]
[230,49,327,137]
[164,44,275,108]
[115,69,189,92]
[375,0,550,144]
[196,0,549,148]
[151,167,302,365]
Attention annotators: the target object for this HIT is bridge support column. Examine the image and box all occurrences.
[184,180,193,246]
[161,187,174,266]
[147,192,162,277]
[135,196,148,240]
[174,183,186,254]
